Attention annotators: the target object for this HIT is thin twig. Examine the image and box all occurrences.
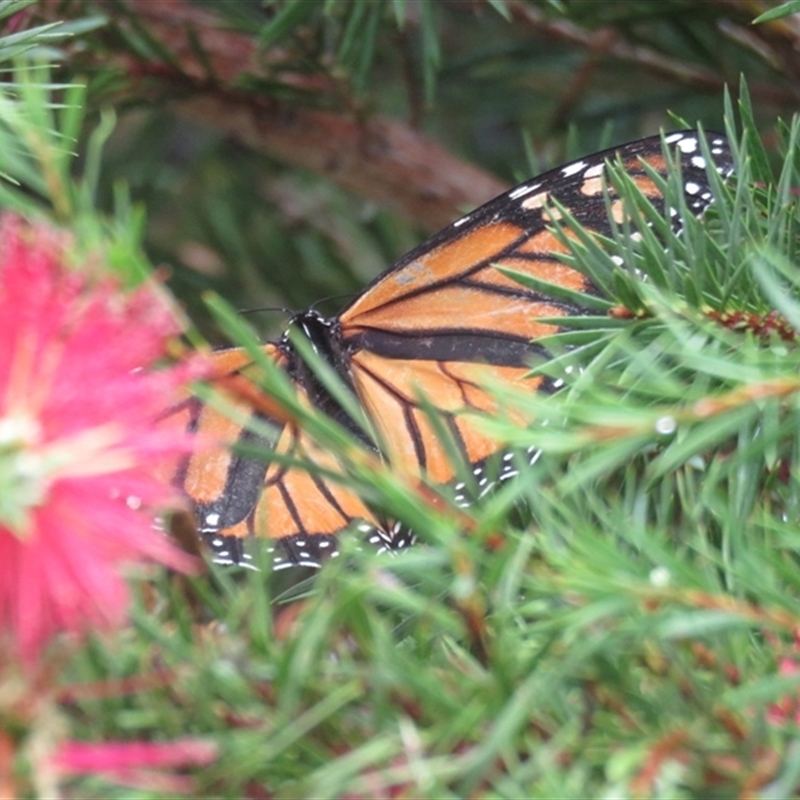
[504,0,800,106]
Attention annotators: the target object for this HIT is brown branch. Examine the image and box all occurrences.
[51,0,509,232]
[109,0,331,92]
[171,92,507,233]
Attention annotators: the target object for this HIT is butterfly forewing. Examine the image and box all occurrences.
[341,132,730,328]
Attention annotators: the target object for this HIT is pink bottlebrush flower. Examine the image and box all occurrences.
[0,214,200,662]
[52,738,218,794]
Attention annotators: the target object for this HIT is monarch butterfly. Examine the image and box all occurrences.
[167,131,734,569]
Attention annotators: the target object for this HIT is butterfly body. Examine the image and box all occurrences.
[279,311,361,432]
[168,131,734,569]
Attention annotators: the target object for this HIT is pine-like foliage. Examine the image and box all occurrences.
[2,1,800,797]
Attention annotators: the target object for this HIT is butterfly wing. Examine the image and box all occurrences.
[340,131,734,483]
[169,131,733,568]
[166,345,388,568]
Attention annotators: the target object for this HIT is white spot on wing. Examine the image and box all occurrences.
[509,182,541,200]
[561,160,588,177]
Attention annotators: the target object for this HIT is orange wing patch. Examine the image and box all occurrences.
[347,285,570,340]
[256,426,381,540]
[344,221,526,317]
[350,350,541,482]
